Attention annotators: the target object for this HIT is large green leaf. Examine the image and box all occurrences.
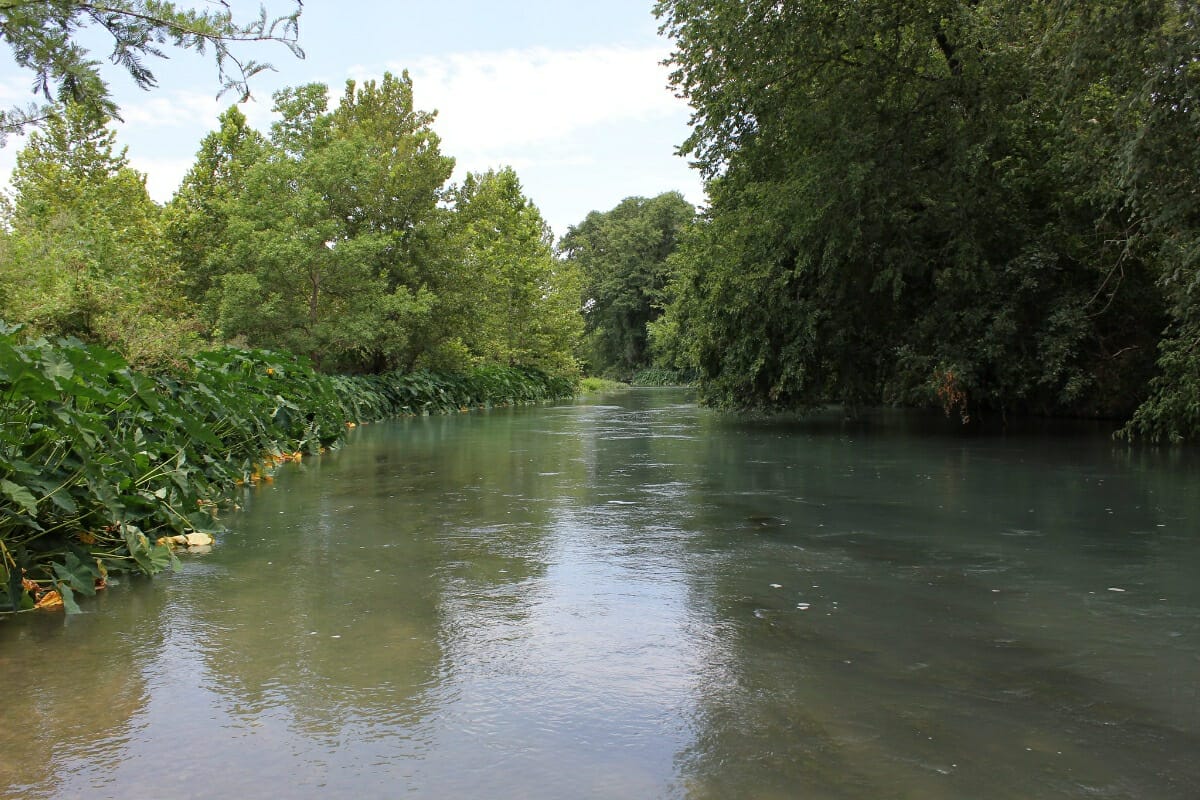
[39,349,75,388]
[52,551,99,597]
[0,480,38,517]
[53,581,82,614]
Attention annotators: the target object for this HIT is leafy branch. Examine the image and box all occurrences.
[0,0,304,143]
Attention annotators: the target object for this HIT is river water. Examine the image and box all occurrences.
[1,389,1198,799]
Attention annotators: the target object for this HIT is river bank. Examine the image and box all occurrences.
[0,325,574,613]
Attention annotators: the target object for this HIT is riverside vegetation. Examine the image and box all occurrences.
[0,9,582,612]
[0,325,572,613]
[2,2,1199,613]
[649,1,1200,442]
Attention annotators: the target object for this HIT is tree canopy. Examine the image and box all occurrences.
[159,73,581,376]
[653,0,1197,438]
[446,167,583,375]
[0,102,193,363]
[1,70,583,380]
[188,73,454,372]
[559,192,694,379]
[0,0,303,142]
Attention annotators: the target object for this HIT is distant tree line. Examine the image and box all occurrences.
[559,192,695,380]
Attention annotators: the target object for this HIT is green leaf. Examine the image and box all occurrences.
[149,542,178,573]
[1,479,39,517]
[52,552,98,597]
[46,490,78,515]
[54,581,82,614]
[40,349,75,387]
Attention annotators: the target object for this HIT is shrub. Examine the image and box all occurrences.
[0,323,576,613]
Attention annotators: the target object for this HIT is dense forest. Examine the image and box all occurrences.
[649,0,1200,442]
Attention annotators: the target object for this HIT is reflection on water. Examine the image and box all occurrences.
[2,391,1198,798]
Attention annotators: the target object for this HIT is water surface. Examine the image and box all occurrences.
[2,390,1198,798]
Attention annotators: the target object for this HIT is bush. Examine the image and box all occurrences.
[629,367,695,387]
[579,376,629,393]
[0,324,576,613]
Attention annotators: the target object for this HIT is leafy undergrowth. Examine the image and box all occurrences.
[628,367,696,387]
[0,324,575,613]
[579,376,629,393]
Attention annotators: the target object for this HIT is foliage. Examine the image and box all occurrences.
[168,84,582,378]
[629,367,693,387]
[579,376,628,393]
[653,0,1180,428]
[0,102,198,365]
[560,192,694,379]
[162,105,267,313]
[0,325,576,614]
[0,0,302,142]
[1121,311,1200,443]
[1092,2,1200,441]
[2,70,584,384]
[185,73,454,372]
[444,168,583,375]
[343,364,576,419]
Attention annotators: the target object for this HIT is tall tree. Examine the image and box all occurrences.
[0,102,193,363]
[0,0,302,142]
[1070,2,1200,442]
[560,192,694,378]
[655,0,1168,420]
[449,167,582,375]
[203,73,455,372]
[164,104,267,310]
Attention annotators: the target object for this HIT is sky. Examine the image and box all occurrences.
[0,0,705,239]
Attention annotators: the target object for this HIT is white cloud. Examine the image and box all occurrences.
[0,76,30,104]
[126,155,195,204]
[116,91,226,129]
[395,45,688,167]
[114,88,269,129]
[0,43,706,226]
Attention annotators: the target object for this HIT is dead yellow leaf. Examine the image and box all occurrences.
[35,590,64,611]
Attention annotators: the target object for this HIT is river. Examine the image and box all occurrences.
[1,389,1198,799]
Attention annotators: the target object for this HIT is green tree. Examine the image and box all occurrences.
[170,75,583,378]
[204,73,454,372]
[448,167,582,375]
[1071,2,1200,442]
[164,104,267,311]
[0,0,302,142]
[655,0,1167,419]
[560,192,694,378]
[0,102,194,363]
